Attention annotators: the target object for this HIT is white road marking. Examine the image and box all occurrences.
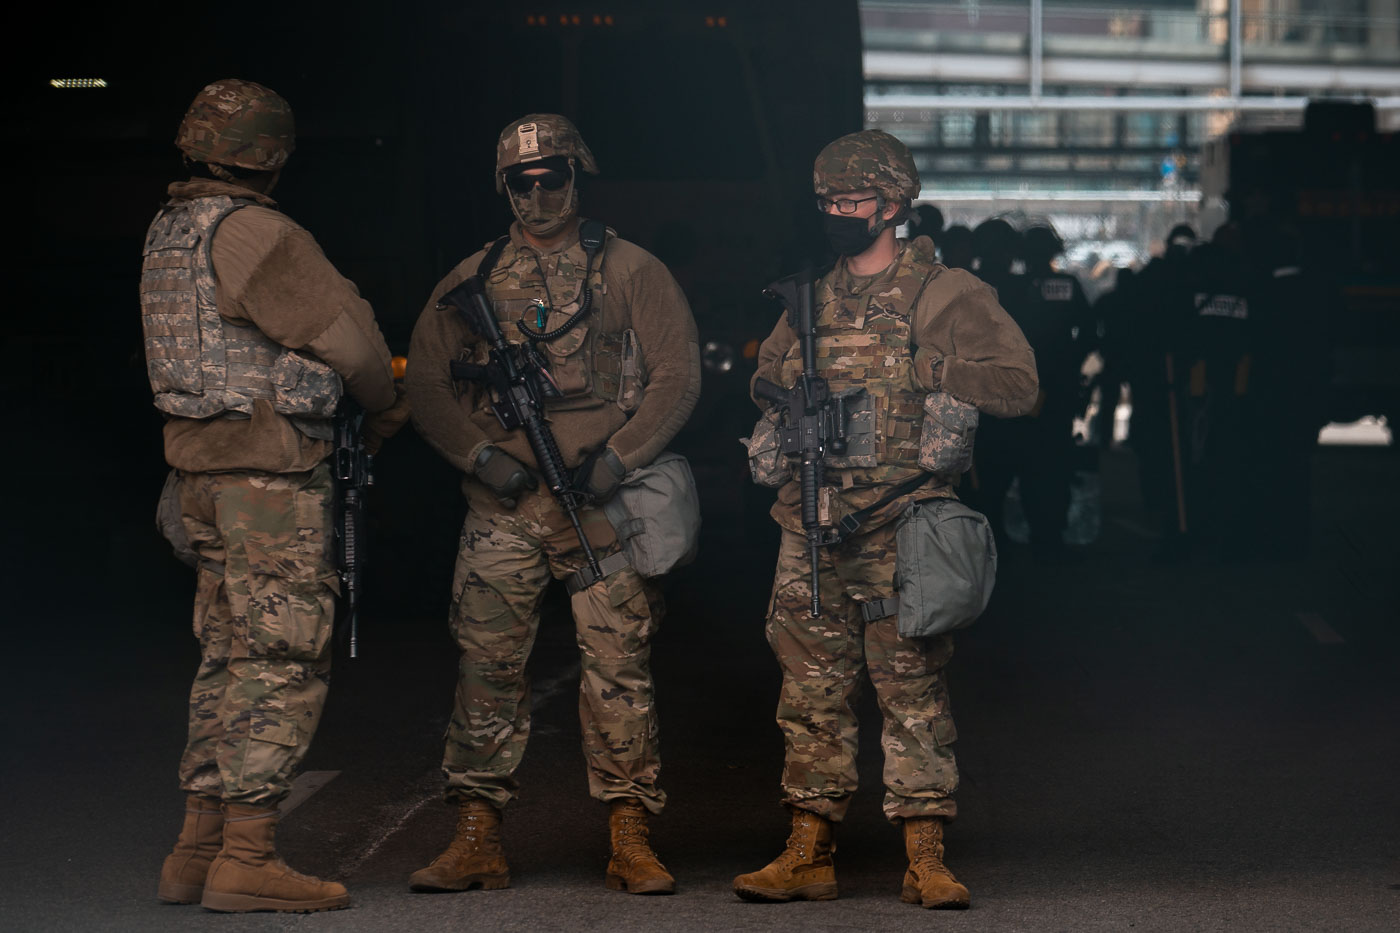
[335,776,442,877]
[279,770,341,816]
[1296,611,1345,645]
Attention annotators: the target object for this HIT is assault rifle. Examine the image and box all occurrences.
[752,268,851,617]
[333,402,372,658]
[441,276,606,587]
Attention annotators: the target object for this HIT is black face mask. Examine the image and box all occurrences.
[822,212,880,257]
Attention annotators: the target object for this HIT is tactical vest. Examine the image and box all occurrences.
[139,196,342,439]
[778,242,935,485]
[476,227,645,413]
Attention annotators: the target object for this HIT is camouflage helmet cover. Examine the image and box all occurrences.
[495,113,599,192]
[175,79,295,171]
[813,129,921,203]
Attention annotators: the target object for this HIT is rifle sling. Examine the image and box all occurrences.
[836,472,934,540]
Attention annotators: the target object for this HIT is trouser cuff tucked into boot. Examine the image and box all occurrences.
[200,803,350,913]
[605,799,675,894]
[157,794,224,904]
[408,798,510,892]
[733,806,838,902]
[901,816,970,909]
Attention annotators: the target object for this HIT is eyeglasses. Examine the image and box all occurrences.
[816,195,879,214]
[506,168,571,194]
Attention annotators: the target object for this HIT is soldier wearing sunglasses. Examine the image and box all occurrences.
[406,114,700,896]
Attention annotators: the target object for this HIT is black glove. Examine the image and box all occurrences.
[473,445,537,508]
[581,446,626,503]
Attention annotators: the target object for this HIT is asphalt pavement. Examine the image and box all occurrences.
[2,438,1397,932]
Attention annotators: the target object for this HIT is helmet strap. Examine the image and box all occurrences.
[869,193,889,236]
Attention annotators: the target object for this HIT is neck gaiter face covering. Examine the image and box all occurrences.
[509,178,578,238]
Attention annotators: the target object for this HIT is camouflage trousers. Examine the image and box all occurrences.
[766,521,959,824]
[443,482,666,813]
[175,464,338,807]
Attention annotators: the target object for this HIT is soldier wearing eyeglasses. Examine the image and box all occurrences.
[734,130,1038,909]
[405,114,700,895]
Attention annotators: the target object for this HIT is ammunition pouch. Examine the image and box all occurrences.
[917,391,979,474]
[741,410,792,488]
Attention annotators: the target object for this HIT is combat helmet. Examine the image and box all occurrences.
[175,79,295,171]
[813,129,921,203]
[495,114,599,193]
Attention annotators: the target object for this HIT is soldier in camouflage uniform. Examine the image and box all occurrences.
[406,114,700,895]
[733,130,1038,909]
[145,79,406,913]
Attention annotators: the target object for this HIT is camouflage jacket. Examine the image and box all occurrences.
[408,219,701,481]
[753,237,1038,535]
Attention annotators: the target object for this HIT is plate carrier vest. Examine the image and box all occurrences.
[778,241,937,485]
[139,195,342,439]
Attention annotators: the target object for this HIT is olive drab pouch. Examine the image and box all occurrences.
[894,497,997,638]
[155,469,198,569]
[741,410,791,488]
[601,452,701,577]
[918,391,979,474]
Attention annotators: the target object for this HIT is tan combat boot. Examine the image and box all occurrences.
[901,816,970,909]
[732,807,838,902]
[408,798,510,892]
[157,794,224,903]
[605,799,675,894]
[199,804,349,913]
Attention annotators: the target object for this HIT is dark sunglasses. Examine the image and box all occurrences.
[505,168,571,194]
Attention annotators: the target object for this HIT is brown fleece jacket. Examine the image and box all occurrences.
[407,220,701,479]
[159,179,396,474]
[753,247,1039,533]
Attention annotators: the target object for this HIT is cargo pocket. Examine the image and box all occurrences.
[248,719,299,747]
[931,714,958,747]
[242,541,336,661]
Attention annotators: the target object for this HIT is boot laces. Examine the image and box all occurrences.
[773,814,820,870]
[442,809,494,860]
[909,821,953,878]
[612,811,664,869]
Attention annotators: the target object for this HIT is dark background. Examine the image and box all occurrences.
[2,4,1398,930]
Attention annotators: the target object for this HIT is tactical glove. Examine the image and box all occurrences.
[473,445,537,508]
[581,446,626,503]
